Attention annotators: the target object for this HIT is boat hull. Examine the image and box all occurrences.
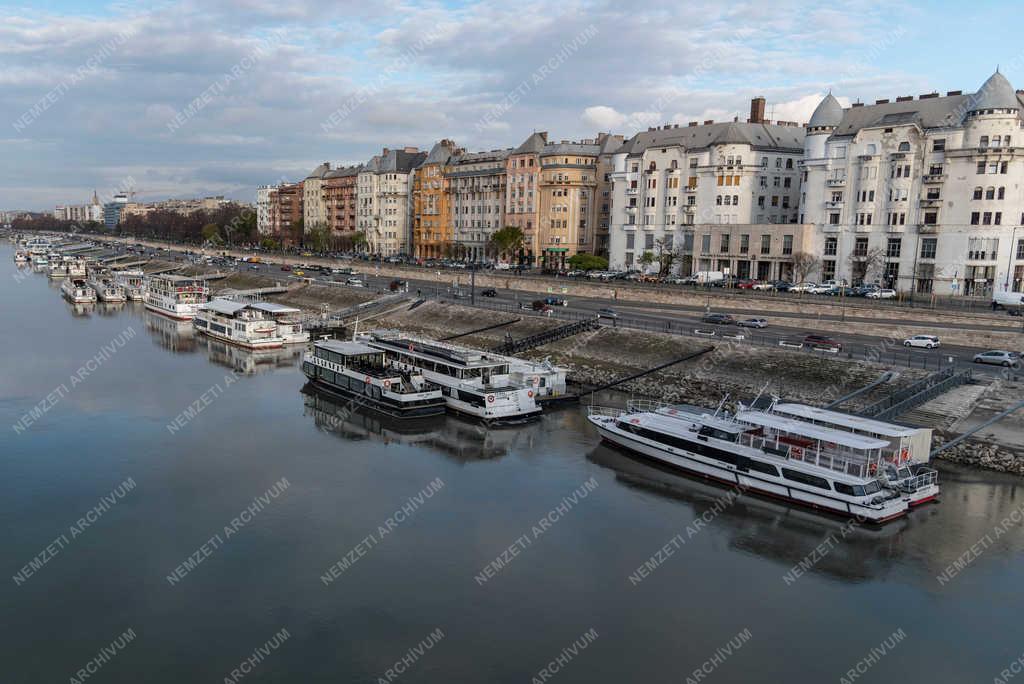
[590,416,907,525]
[302,373,446,419]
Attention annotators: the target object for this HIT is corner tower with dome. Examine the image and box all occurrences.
[798,71,1024,296]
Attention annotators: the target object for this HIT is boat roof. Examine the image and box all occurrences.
[771,403,919,437]
[735,410,890,450]
[316,339,381,356]
[153,274,205,282]
[249,302,301,314]
[201,299,249,315]
[370,335,507,369]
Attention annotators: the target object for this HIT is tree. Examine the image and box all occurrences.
[790,252,822,283]
[305,223,331,252]
[639,251,655,271]
[566,253,608,271]
[259,237,280,251]
[848,248,885,285]
[351,231,367,252]
[201,223,221,244]
[489,226,525,261]
[654,238,676,277]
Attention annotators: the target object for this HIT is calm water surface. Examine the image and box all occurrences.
[2,241,1023,683]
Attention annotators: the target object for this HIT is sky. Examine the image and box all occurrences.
[1,0,1022,210]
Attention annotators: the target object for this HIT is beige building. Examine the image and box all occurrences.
[448,147,510,261]
[693,223,817,281]
[302,162,331,234]
[358,147,426,255]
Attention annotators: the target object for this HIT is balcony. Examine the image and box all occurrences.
[626,187,639,195]
[682,205,696,214]
[922,174,946,184]
[885,224,906,234]
[918,224,938,233]
[825,200,843,209]
[684,186,698,193]
[826,178,846,187]
[855,225,874,233]
[919,198,941,208]
[821,224,841,233]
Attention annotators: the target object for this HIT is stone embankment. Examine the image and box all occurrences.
[932,434,1024,475]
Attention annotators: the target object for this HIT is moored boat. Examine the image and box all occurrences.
[14,250,28,263]
[113,269,146,300]
[302,339,447,419]
[88,276,127,302]
[61,278,97,303]
[194,298,309,349]
[363,331,543,424]
[588,400,924,524]
[144,274,208,320]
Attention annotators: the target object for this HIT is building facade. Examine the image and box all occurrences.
[800,71,1024,296]
[302,163,331,234]
[412,140,459,259]
[608,106,805,276]
[358,147,426,256]
[256,185,274,235]
[448,147,509,261]
[322,166,361,239]
[536,140,602,268]
[505,132,548,264]
[270,182,303,246]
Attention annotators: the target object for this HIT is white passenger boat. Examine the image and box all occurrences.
[144,274,208,320]
[25,237,54,255]
[113,270,146,300]
[88,276,127,302]
[588,401,925,524]
[14,250,28,263]
[31,255,49,268]
[302,339,447,418]
[364,331,543,424]
[61,278,97,303]
[193,298,309,349]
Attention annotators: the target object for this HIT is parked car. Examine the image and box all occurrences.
[803,334,843,351]
[809,283,835,295]
[973,350,1021,367]
[736,279,758,289]
[480,288,497,297]
[544,296,568,306]
[826,286,857,297]
[769,280,792,292]
[751,281,775,291]
[866,288,897,299]
[596,307,618,319]
[280,264,292,271]
[248,264,260,270]
[701,313,736,325]
[904,335,941,349]
[346,277,365,287]
[388,279,408,292]
[737,318,768,328]
[789,282,817,293]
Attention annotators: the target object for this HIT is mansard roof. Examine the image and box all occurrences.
[615,121,805,156]
[513,131,548,154]
[305,162,331,179]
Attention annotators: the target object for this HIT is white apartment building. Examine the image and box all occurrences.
[302,163,331,232]
[800,71,1024,297]
[256,185,274,235]
[358,147,425,255]
[608,106,805,278]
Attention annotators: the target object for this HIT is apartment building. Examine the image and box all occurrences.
[608,100,805,276]
[800,71,1024,296]
[256,185,274,235]
[322,165,361,238]
[269,182,303,246]
[412,140,459,259]
[505,131,547,264]
[358,147,426,255]
[302,162,331,233]
[448,147,510,261]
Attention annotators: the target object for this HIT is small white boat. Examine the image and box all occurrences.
[144,274,208,320]
[89,276,127,302]
[113,270,146,300]
[13,251,28,263]
[61,278,97,303]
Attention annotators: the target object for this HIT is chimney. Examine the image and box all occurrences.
[704,120,714,125]
[947,90,963,96]
[688,121,698,127]
[919,92,939,99]
[896,95,913,102]
[749,96,766,124]
[875,99,889,104]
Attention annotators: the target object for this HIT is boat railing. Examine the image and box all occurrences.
[588,405,623,419]
[900,467,938,493]
[626,399,673,414]
[742,432,876,479]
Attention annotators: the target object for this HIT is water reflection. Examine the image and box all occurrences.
[204,338,303,374]
[142,309,197,352]
[301,383,534,462]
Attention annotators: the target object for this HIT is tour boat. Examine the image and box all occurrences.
[48,261,69,278]
[88,275,127,302]
[144,274,208,320]
[31,255,49,268]
[14,250,28,263]
[25,237,54,255]
[588,401,926,524]
[193,298,309,349]
[301,339,447,419]
[363,331,543,424]
[113,270,146,300]
[61,278,97,303]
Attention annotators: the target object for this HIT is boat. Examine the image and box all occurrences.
[48,261,70,279]
[31,255,49,268]
[88,275,127,302]
[193,298,309,349]
[144,274,208,320]
[13,251,28,263]
[587,400,925,524]
[24,237,55,255]
[113,270,146,300]
[302,338,447,419]
[363,331,543,424]
[61,278,97,303]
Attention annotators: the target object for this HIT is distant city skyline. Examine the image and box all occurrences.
[2,0,1020,210]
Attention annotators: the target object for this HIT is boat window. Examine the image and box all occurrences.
[860,480,881,495]
[834,482,856,496]
[897,467,912,479]
[781,468,832,490]
[698,425,738,442]
[745,460,779,477]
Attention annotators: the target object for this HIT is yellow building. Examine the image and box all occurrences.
[412,139,459,259]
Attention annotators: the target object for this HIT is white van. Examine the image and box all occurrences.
[693,271,724,284]
[993,290,1024,309]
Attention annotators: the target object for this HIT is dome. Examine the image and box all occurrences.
[971,70,1020,111]
[808,93,843,129]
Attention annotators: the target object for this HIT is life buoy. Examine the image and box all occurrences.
[532,376,540,387]
[408,343,414,352]
[364,375,371,384]
[869,463,878,475]
[527,390,534,398]
[899,448,910,463]
[383,380,391,389]
[791,446,803,459]
[486,395,495,403]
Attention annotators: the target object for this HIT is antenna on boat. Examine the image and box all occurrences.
[713,394,730,417]
[749,381,770,410]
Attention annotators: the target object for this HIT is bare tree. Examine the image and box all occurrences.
[790,252,822,283]
[848,247,885,285]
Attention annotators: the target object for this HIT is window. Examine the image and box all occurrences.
[854,237,868,257]
[782,235,793,255]
[760,234,771,255]
[998,187,1006,200]
[986,187,995,200]
[977,161,986,174]
[933,139,946,152]
[701,234,711,253]
[898,141,911,152]
[781,468,831,491]
[822,260,836,280]
[995,212,1002,225]
[884,262,899,285]
[829,213,840,225]
[921,238,937,259]
[971,212,980,225]
[980,135,989,149]
[720,234,730,253]
[824,237,837,256]
[1018,239,1024,260]
[923,212,938,225]
[974,187,983,200]
[887,238,902,258]
[740,234,749,254]
[983,212,992,225]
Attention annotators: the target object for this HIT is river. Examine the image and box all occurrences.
[2,240,1023,683]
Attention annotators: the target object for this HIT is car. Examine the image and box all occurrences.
[248,264,260,270]
[1008,308,1023,317]
[866,288,897,299]
[346,278,364,287]
[973,350,1021,367]
[480,288,497,297]
[701,313,736,325]
[544,296,568,306]
[751,281,775,291]
[809,283,835,295]
[596,307,618,319]
[904,335,941,349]
[736,279,758,289]
[280,265,292,271]
[293,270,305,276]
[737,318,768,328]
[803,334,843,351]
[789,282,817,293]
[826,286,857,297]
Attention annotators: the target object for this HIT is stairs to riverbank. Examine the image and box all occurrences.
[898,383,989,429]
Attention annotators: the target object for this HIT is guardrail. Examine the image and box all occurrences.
[871,370,973,421]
